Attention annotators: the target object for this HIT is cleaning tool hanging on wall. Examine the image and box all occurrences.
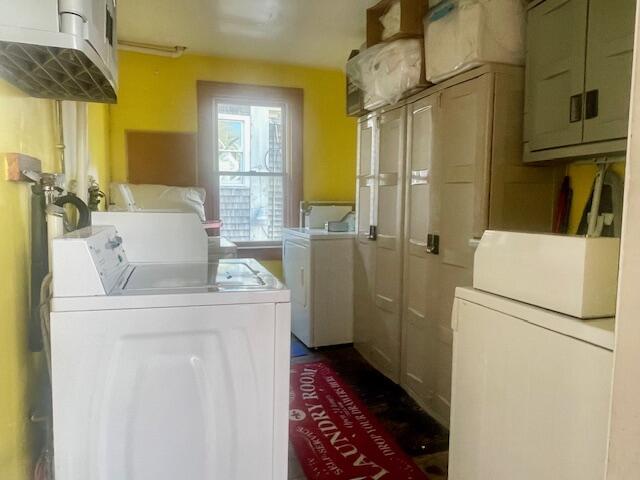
[577,164,624,237]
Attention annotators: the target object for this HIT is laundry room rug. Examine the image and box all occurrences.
[289,361,428,479]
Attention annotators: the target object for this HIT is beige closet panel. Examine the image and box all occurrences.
[354,118,376,358]
[441,74,493,252]
[401,94,441,413]
[526,0,588,151]
[437,74,493,423]
[583,0,636,143]
[372,106,406,382]
[356,118,376,240]
[490,72,562,232]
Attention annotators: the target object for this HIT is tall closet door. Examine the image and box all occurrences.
[526,0,588,151]
[372,106,406,382]
[583,0,636,142]
[401,94,441,410]
[354,117,376,358]
[436,75,493,425]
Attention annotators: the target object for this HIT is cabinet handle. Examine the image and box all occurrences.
[585,90,599,119]
[570,94,583,123]
[426,233,439,255]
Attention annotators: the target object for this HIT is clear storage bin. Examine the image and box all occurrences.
[424,0,526,84]
[346,39,424,109]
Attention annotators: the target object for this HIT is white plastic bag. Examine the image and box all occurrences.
[425,0,526,83]
[346,39,424,109]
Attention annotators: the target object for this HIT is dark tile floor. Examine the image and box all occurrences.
[288,337,450,480]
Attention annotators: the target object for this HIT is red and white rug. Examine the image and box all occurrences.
[289,361,428,479]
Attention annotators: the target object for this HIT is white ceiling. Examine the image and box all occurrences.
[117,0,378,69]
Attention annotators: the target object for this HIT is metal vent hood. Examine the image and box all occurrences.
[0,0,118,104]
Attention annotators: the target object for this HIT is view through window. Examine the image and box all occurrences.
[216,102,285,243]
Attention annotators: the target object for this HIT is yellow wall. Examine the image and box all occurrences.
[88,103,111,206]
[109,51,357,202]
[0,81,112,479]
[0,80,57,479]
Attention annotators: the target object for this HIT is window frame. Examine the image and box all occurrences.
[197,81,303,258]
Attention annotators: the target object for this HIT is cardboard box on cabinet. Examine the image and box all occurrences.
[366,0,427,48]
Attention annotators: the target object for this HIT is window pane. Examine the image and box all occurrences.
[217,103,283,173]
[219,175,284,242]
[218,119,244,152]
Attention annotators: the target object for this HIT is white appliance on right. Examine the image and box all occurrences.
[449,231,620,480]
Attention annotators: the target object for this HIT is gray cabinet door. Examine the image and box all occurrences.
[527,0,588,151]
[583,0,636,142]
[401,93,441,415]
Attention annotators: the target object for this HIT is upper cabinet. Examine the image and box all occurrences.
[525,0,635,161]
[584,0,636,142]
[526,0,588,152]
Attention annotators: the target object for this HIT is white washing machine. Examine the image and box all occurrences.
[282,228,355,347]
[49,226,290,480]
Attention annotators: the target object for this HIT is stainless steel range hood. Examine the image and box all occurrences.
[0,0,118,104]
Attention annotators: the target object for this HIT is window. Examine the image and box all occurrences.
[198,82,303,258]
[217,105,284,242]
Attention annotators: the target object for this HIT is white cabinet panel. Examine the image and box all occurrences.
[450,299,612,480]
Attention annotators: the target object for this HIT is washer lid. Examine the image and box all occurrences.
[122,261,264,292]
[51,258,290,312]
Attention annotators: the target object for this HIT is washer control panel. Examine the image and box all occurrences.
[52,226,130,297]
